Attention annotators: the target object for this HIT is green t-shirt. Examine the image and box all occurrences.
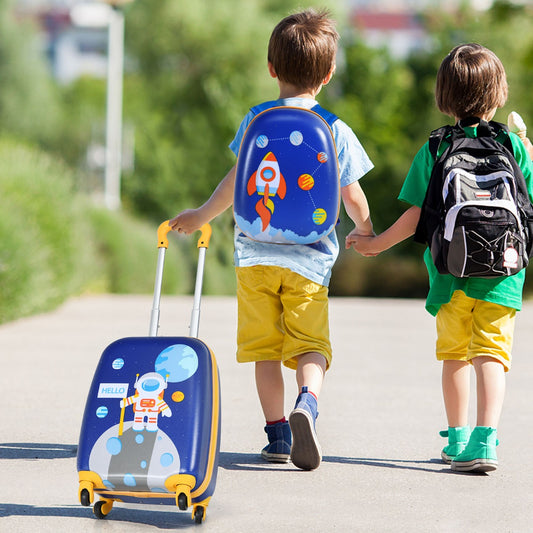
[399,126,533,316]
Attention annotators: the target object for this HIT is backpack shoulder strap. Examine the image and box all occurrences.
[458,118,514,152]
[428,125,454,160]
[487,120,514,153]
[250,101,278,116]
[249,102,338,127]
[310,104,338,127]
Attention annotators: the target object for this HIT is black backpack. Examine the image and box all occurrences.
[414,118,533,278]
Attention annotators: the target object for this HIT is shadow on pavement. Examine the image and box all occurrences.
[0,503,195,528]
[323,455,451,473]
[218,451,456,474]
[0,443,77,460]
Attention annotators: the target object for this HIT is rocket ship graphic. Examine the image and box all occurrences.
[247,151,287,231]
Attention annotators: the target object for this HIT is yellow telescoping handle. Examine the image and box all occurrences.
[157,221,212,249]
[197,223,212,249]
[157,220,172,249]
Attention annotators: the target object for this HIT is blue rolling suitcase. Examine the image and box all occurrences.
[77,223,220,524]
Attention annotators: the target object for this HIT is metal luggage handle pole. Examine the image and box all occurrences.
[190,224,212,338]
[149,221,212,337]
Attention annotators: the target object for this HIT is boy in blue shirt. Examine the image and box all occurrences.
[349,43,533,473]
[170,9,374,470]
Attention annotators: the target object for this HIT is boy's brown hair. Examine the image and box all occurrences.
[436,43,508,120]
[268,9,338,92]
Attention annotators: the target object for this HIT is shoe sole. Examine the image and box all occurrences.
[261,450,290,463]
[441,451,453,465]
[451,458,498,473]
[289,408,321,471]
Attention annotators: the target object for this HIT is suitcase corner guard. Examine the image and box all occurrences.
[165,473,196,510]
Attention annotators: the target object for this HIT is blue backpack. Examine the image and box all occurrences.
[233,103,340,244]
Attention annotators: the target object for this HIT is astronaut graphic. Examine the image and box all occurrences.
[120,372,172,432]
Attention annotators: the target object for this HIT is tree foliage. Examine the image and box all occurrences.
[2,0,533,299]
[0,0,63,148]
[122,0,339,220]
[332,1,533,296]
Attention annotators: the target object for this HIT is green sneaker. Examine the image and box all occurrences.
[451,426,498,473]
[439,426,471,464]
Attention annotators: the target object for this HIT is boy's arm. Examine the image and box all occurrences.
[522,137,533,160]
[348,205,421,256]
[169,165,236,234]
[341,181,374,236]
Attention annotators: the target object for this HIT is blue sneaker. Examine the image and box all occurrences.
[261,421,291,463]
[289,387,321,470]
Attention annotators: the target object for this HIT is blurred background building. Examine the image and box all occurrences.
[15,0,516,84]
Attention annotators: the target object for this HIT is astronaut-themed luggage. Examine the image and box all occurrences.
[77,222,220,524]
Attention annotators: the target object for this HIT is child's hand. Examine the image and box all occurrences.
[346,232,381,256]
[345,228,375,252]
[169,209,205,235]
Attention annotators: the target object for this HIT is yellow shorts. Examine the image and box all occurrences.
[235,266,332,370]
[435,290,515,371]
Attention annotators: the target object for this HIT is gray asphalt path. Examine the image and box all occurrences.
[1,295,532,532]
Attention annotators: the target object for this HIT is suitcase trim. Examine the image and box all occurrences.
[191,345,220,500]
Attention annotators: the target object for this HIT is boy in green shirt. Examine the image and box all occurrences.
[348,43,533,473]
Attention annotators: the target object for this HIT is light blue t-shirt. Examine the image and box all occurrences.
[229,98,373,286]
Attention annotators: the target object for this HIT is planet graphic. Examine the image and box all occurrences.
[112,358,125,370]
[312,208,327,225]
[155,344,199,383]
[317,152,328,163]
[256,135,269,148]
[290,130,303,146]
[298,174,315,191]
[172,391,185,403]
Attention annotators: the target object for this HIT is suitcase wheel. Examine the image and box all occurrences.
[193,505,205,524]
[79,488,91,507]
[174,481,194,511]
[177,491,190,511]
[93,499,113,519]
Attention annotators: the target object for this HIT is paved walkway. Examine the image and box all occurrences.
[1,295,532,532]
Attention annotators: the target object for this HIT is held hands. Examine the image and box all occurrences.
[345,230,381,257]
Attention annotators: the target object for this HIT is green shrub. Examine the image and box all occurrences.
[0,139,93,322]
[0,139,199,324]
[87,208,191,295]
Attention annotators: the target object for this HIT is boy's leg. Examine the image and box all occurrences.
[451,356,504,472]
[279,269,331,470]
[451,300,513,473]
[436,291,473,462]
[236,266,290,462]
[441,360,470,428]
[296,351,326,396]
[440,360,471,463]
[472,356,506,428]
[289,351,326,471]
[451,357,503,470]
[256,361,292,463]
[255,360,285,422]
